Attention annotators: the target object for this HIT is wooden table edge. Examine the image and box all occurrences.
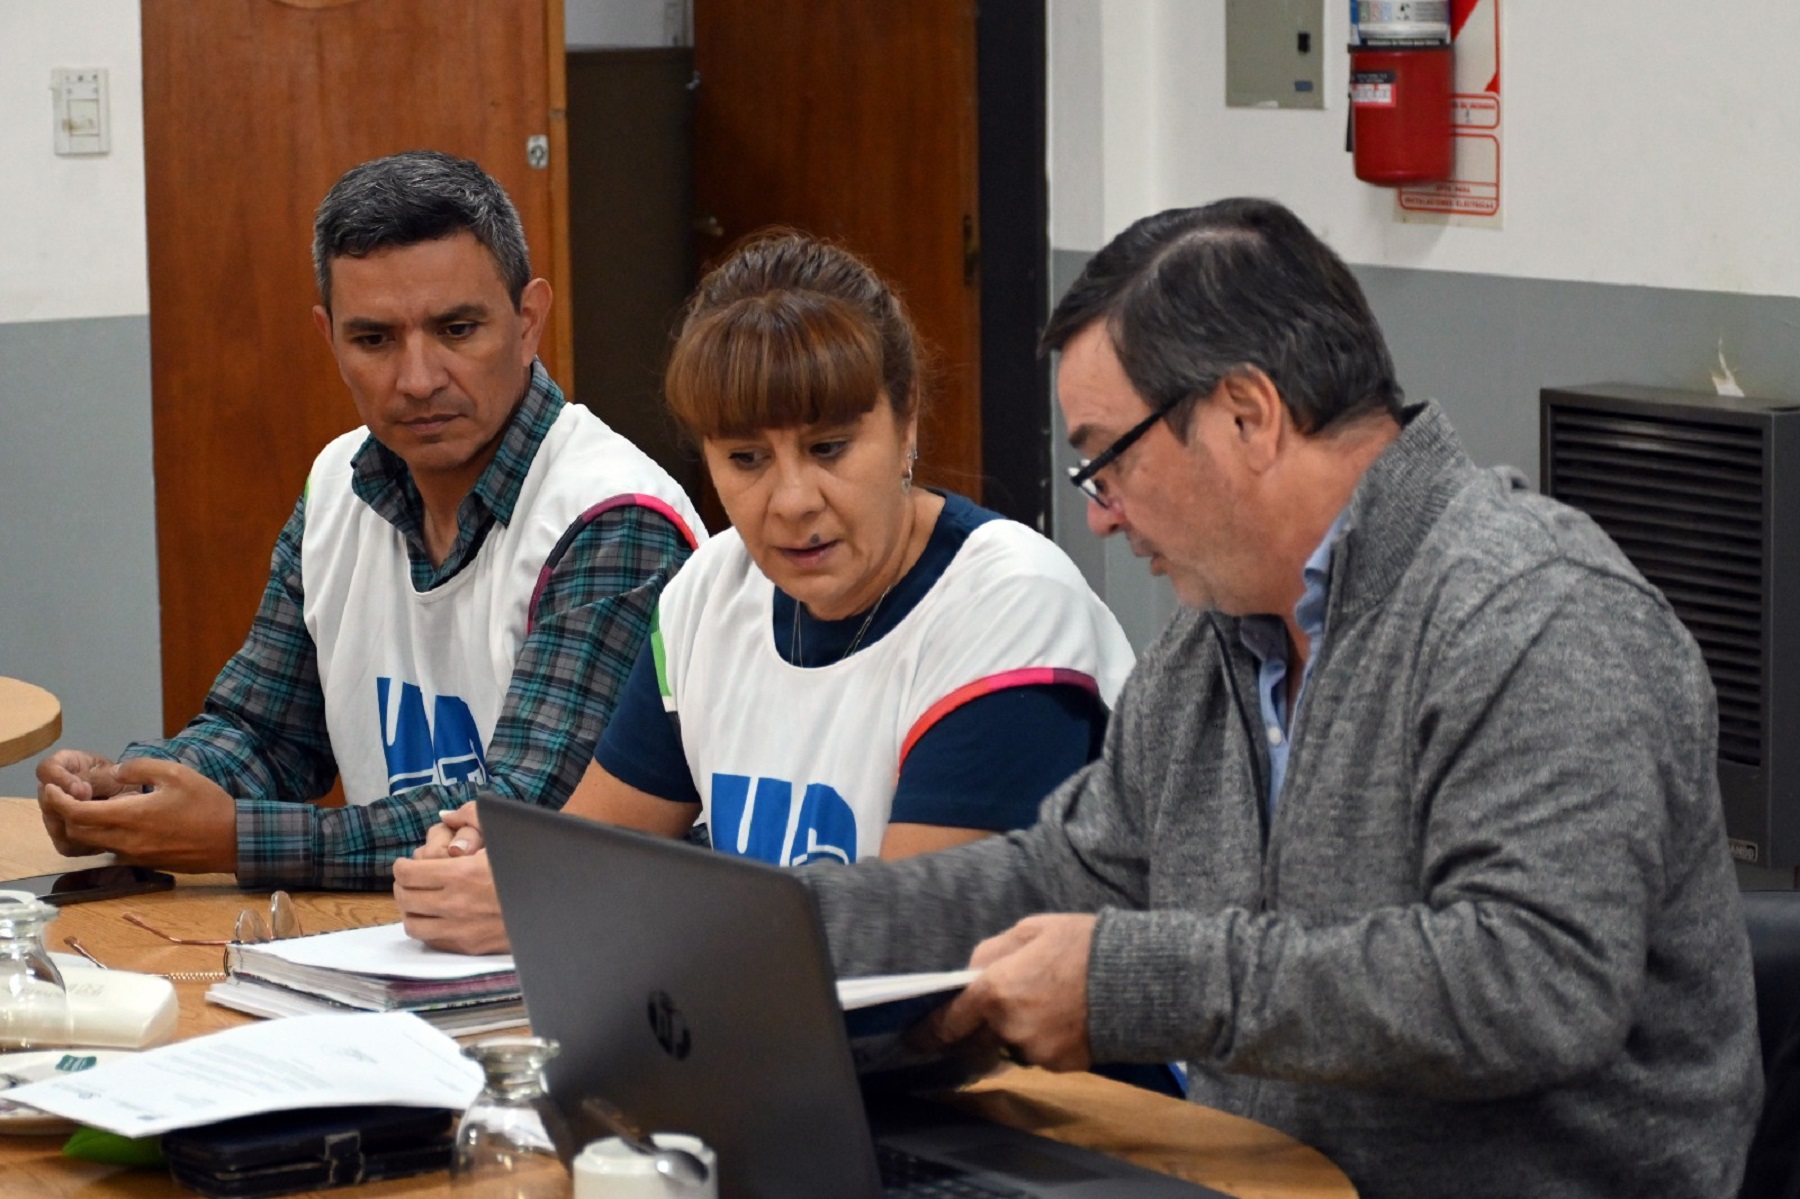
[0,673,61,766]
[945,1064,1357,1197]
[0,799,1357,1198]
[0,679,61,768]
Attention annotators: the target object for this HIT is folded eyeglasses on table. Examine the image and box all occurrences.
[63,891,303,982]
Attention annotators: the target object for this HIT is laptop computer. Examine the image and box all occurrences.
[480,799,1226,1199]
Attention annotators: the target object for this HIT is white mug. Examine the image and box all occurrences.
[571,1134,718,1199]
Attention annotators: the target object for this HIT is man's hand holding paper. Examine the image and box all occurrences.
[934,914,1096,1072]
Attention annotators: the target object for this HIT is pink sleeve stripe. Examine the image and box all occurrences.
[528,494,702,632]
[583,494,703,550]
[896,667,1101,776]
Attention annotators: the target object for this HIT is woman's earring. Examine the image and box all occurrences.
[903,447,918,493]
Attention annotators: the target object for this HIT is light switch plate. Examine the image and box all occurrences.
[1226,0,1325,110]
[53,68,110,156]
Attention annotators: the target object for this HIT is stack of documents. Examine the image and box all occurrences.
[4,1011,481,1137]
[8,980,976,1140]
[208,923,526,1036]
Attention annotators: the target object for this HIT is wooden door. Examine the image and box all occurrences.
[691,0,982,502]
[141,0,569,732]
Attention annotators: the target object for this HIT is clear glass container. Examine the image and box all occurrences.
[450,1035,572,1199]
[0,890,70,1050]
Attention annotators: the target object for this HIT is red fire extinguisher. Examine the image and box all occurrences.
[1350,2,1454,185]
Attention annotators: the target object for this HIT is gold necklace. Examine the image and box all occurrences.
[790,578,897,665]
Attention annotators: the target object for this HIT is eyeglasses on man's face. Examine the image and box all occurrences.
[1066,394,1186,507]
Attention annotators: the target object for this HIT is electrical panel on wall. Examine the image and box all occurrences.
[1225,0,1324,110]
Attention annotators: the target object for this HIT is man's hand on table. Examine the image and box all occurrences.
[37,753,239,873]
[37,749,127,854]
[394,808,509,956]
[935,913,1097,1072]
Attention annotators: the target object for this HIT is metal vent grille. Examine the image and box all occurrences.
[1547,408,1765,766]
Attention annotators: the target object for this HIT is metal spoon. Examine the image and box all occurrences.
[580,1096,711,1188]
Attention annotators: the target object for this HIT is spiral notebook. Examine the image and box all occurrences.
[207,923,526,1034]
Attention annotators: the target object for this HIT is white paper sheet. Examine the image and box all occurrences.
[837,969,977,1011]
[242,921,514,979]
[4,1011,482,1137]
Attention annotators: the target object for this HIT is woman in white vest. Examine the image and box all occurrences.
[399,232,1134,952]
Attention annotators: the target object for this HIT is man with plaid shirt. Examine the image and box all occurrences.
[36,151,702,890]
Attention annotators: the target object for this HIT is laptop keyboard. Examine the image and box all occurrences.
[877,1144,1032,1198]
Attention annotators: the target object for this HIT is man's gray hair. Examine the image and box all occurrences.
[1042,198,1402,438]
[312,150,531,312]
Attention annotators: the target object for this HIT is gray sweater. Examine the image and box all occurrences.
[806,402,1762,1199]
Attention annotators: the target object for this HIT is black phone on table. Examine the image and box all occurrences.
[0,865,175,906]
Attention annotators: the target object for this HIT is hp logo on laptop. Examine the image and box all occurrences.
[647,990,692,1061]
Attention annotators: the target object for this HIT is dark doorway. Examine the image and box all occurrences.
[564,47,705,506]
[566,3,1051,530]
[977,1,1052,530]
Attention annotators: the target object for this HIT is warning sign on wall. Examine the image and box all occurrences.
[1396,0,1501,228]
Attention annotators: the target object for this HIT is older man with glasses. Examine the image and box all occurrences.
[802,198,1762,1199]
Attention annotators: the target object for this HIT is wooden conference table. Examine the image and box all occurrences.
[0,798,1356,1198]
[0,678,61,767]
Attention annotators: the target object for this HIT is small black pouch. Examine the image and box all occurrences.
[159,1105,455,1199]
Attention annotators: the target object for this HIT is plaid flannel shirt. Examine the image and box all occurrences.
[124,362,692,889]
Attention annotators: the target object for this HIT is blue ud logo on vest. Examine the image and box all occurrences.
[377,678,490,793]
[711,774,858,866]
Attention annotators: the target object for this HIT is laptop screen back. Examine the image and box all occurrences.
[481,799,884,1199]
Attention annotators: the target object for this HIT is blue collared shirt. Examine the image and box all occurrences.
[1238,511,1347,818]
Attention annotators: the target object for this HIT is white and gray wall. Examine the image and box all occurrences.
[565,0,690,49]
[0,2,157,797]
[1047,0,1800,650]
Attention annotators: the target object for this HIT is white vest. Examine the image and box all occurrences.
[654,521,1134,864]
[303,402,704,804]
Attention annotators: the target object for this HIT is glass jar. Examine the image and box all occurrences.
[0,891,70,1050]
[450,1035,572,1199]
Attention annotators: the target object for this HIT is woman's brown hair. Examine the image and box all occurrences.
[664,231,923,440]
